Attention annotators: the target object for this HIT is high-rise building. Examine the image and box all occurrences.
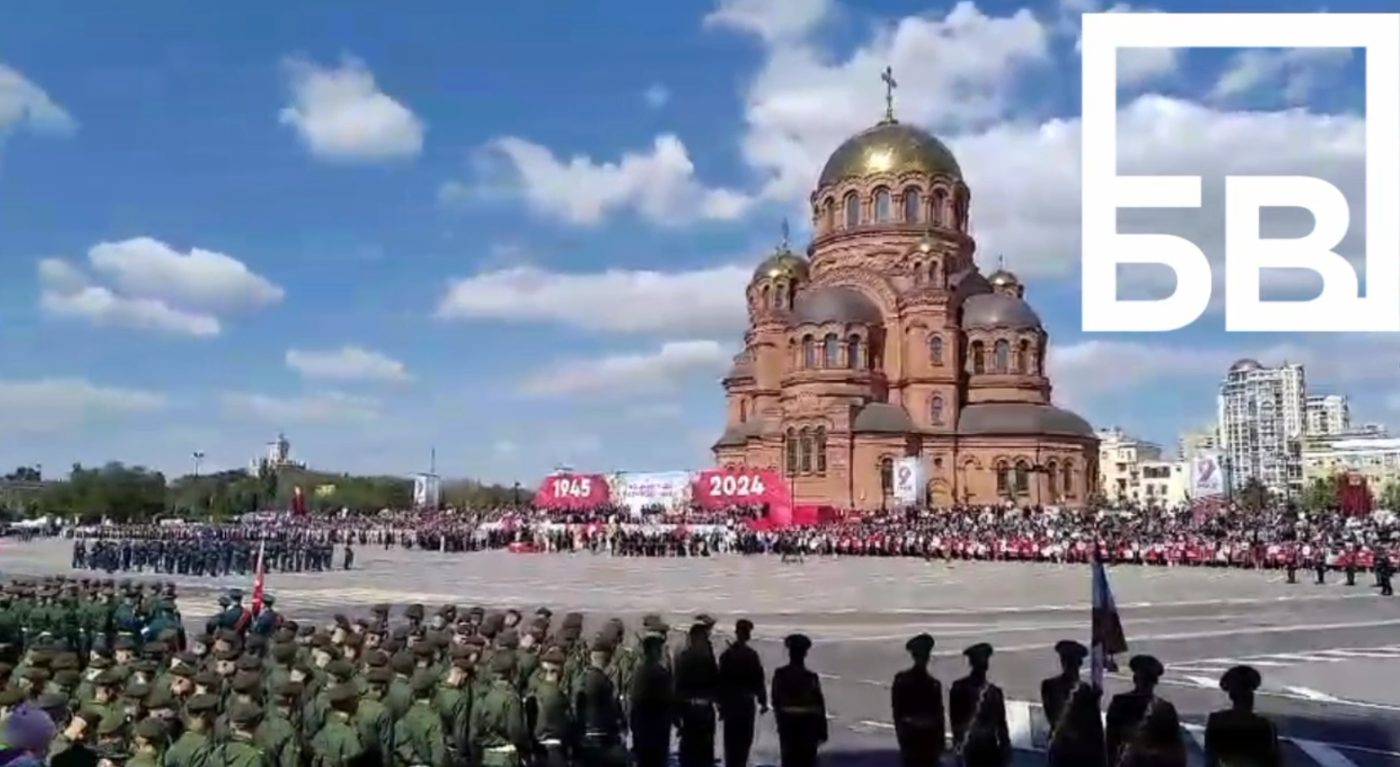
[1217,359,1306,495]
[1096,427,1164,502]
[1177,426,1220,461]
[1305,394,1351,436]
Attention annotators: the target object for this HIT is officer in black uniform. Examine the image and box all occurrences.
[1377,551,1394,596]
[717,619,766,767]
[890,633,944,767]
[1105,654,1175,765]
[948,643,1010,767]
[1204,665,1280,767]
[1040,640,1085,737]
[673,623,719,767]
[771,634,825,767]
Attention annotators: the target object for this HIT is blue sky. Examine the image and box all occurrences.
[0,0,1396,483]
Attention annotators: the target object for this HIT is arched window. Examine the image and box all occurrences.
[847,336,862,369]
[930,395,944,425]
[1020,340,1034,374]
[1046,460,1059,497]
[994,339,1010,373]
[799,428,813,473]
[785,429,797,474]
[929,334,944,365]
[844,192,860,228]
[880,458,894,494]
[802,336,815,368]
[1061,461,1074,497]
[970,341,985,374]
[760,285,770,309]
[823,198,835,231]
[1011,340,1024,374]
[739,400,748,423]
[815,428,827,475]
[932,189,948,226]
[1014,460,1030,496]
[903,188,922,223]
[995,460,1010,496]
[874,188,892,222]
[823,333,840,368]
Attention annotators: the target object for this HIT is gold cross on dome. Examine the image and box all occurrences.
[881,66,898,122]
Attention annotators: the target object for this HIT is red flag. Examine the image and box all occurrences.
[251,540,266,616]
[1090,550,1127,690]
[292,486,307,516]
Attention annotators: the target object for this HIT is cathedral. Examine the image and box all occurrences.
[712,89,1099,509]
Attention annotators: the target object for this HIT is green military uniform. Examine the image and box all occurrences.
[206,703,273,767]
[129,717,170,767]
[433,660,472,762]
[164,692,219,767]
[356,667,396,767]
[470,653,527,767]
[394,672,448,767]
[310,685,366,767]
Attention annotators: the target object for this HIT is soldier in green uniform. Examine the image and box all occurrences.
[433,656,472,764]
[52,708,105,767]
[1203,665,1280,767]
[628,634,674,767]
[129,718,169,767]
[87,670,125,724]
[383,655,415,722]
[205,702,273,767]
[394,672,447,767]
[526,647,570,767]
[354,669,395,767]
[469,653,526,767]
[309,685,366,767]
[95,713,131,766]
[163,692,217,767]
[573,637,625,767]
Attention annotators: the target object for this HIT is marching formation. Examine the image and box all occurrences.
[0,576,1284,767]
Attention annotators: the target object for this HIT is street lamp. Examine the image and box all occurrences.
[192,451,205,478]
[512,481,521,508]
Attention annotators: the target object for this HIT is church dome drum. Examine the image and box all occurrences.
[791,286,883,326]
[962,292,1042,329]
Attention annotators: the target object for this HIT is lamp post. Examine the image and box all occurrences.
[512,482,521,509]
[192,451,204,478]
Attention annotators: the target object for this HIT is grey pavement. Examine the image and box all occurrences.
[5,538,1400,766]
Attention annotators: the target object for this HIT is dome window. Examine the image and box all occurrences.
[844,192,860,228]
[874,188,892,222]
[994,340,1010,373]
[903,188,922,223]
[823,333,840,368]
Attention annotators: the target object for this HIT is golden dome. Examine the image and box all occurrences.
[988,268,1020,288]
[753,249,809,282]
[818,120,962,188]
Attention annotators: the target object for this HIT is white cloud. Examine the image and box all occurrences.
[1048,340,1242,410]
[38,238,283,337]
[285,346,411,383]
[1211,48,1353,104]
[221,391,382,424]
[725,1,1051,202]
[704,0,833,42]
[1062,2,1181,86]
[468,134,753,226]
[0,64,75,135]
[0,378,164,435]
[437,263,749,334]
[643,84,671,109]
[279,56,424,162]
[87,237,284,313]
[521,340,732,397]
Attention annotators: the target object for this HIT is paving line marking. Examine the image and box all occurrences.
[1294,738,1363,767]
[857,720,896,730]
[1316,649,1400,659]
[1182,675,1219,689]
[1259,653,1347,663]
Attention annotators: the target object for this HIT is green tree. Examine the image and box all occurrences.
[1237,477,1270,512]
[1301,476,1339,512]
[1381,481,1400,510]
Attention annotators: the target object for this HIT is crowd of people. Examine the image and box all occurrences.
[0,575,1282,767]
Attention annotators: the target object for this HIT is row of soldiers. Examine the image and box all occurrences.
[1,576,1281,767]
[0,579,185,660]
[72,539,349,578]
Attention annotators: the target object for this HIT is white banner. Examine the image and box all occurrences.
[893,457,925,505]
[413,473,441,510]
[608,471,692,515]
[1190,452,1225,498]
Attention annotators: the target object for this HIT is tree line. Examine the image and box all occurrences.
[0,463,525,523]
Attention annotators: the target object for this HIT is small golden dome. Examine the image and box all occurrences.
[753,249,810,282]
[818,121,962,188]
[988,268,1020,289]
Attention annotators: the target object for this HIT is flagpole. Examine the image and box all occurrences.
[251,540,266,615]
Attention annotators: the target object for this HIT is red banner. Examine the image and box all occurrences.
[534,473,610,509]
[692,468,793,525]
[291,486,307,516]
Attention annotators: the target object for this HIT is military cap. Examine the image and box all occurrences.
[1129,654,1165,679]
[540,647,567,666]
[89,656,114,670]
[273,628,296,644]
[489,652,516,675]
[93,668,123,687]
[214,648,240,663]
[97,713,128,736]
[558,624,581,642]
[132,659,159,675]
[404,604,425,620]
[410,670,439,694]
[297,625,317,638]
[963,643,994,662]
[496,629,520,650]
[227,702,262,726]
[271,643,297,663]
[186,693,220,714]
[37,691,69,712]
[784,634,812,653]
[412,642,435,658]
[365,667,394,685]
[640,613,663,629]
[905,633,935,655]
[262,594,276,607]
[450,656,473,672]
[227,589,244,601]
[231,672,263,694]
[333,613,350,628]
[1220,665,1261,693]
[363,650,389,668]
[51,653,80,671]
[218,595,231,607]
[371,603,390,615]
[693,613,717,628]
[590,636,614,654]
[735,618,754,634]
[169,664,195,679]
[327,684,360,708]
[54,668,82,688]
[0,688,24,707]
[504,607,521,620]
[309,634,334,650]
[123,682,151,700]
[113,636,138,651]
[134,717,168,742]
[194,669,222,689]
[534,606,553,618]
[146,686,176,710]
[391,653,416,674]
[326,659,356,681]
[1054,640,1088,662]
[640,634,666,652]
[275,680,305,700]
[236,654,262,672]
